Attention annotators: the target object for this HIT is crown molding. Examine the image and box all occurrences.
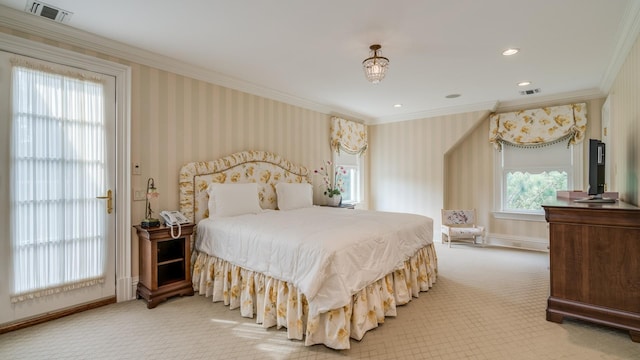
[0,5,372,123]
[368,101,499,125]
[599,0,640,93]
[495,88,605,113]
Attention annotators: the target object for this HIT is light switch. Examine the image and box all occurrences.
[133,189,146,201]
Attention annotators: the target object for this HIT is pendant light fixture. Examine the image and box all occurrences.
[362,44,389,84]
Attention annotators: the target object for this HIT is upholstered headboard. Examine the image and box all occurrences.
[179,150,310,224]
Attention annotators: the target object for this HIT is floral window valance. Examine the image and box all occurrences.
[330,117,368,155]
[489,103,587,150]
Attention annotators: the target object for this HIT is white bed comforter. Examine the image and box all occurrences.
[195,206,433,316]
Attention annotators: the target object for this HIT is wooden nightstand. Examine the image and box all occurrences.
[134,224,195,308]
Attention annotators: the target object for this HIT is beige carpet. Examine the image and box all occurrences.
[1,243,639,359]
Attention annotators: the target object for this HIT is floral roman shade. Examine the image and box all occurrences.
[489,103,587,150]
[330,117,368,155]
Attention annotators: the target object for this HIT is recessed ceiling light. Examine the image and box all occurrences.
[445,94,461,99]
[518,81,531,86]
[502,48,519,56]
[393,104,402,108]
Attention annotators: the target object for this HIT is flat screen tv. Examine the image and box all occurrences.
[575,139,616,203]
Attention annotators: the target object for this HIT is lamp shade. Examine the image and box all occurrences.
[362,44,389,84]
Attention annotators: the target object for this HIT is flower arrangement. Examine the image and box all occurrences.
[314,160,346,198]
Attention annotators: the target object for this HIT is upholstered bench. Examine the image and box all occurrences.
[441,209,485,247]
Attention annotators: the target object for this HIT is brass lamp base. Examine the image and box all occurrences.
[141,218,161,228]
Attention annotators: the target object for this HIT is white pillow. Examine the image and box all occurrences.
[207,183,262,217]
[276,182,313,210]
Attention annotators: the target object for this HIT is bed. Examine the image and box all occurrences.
[179,150,437,349]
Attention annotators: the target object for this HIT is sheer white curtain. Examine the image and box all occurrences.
[10,59,108,303]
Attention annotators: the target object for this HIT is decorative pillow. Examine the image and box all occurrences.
[207,183,262,217]
[276,182,313,210]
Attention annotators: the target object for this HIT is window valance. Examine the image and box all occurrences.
[330,117,368,155]
[489,103,587,150]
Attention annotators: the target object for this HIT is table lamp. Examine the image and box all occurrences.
[141,177,160,228]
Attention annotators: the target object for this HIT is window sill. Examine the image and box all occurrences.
[493,211,546,222]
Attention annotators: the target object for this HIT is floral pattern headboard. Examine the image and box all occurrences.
[179,150,310,224]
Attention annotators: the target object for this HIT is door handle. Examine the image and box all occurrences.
[96,189,113,214]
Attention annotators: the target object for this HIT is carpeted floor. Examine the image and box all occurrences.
[1,242,638,359]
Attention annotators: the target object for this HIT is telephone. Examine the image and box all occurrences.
[160,210,189,226]
[160,211,189,239]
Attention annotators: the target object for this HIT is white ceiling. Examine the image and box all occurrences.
[1,0,639,124]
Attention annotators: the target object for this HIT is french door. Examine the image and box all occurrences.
[0,50,116,324]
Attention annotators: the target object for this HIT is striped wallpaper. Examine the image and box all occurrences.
[368,111,489,238]
[130,63,334,217]
[609,32,640,206]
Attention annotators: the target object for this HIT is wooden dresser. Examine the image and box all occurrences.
[542,199,640,342]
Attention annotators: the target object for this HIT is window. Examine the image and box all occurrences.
[333,151,361,204]
[329,117,367,205]
[494,141,582,217]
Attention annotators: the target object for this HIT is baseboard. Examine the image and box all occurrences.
[486,233,549,252]
[130,277,139,300]
[0,296,116,334]
[116,276,137,302]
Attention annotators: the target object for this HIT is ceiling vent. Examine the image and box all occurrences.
[25,1,73,23]
[519,88,541,96]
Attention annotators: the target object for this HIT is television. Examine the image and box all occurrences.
[575,139,616,203]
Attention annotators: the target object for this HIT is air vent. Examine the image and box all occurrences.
[25,1,73,23]
[519,88,541,96]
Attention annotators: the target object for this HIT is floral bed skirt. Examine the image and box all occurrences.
[192,243,437,350]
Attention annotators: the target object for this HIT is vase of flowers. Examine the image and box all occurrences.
[327,194,342,207]
[315,160,346,207]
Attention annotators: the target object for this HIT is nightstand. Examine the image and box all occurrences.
[134,224,195,308]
